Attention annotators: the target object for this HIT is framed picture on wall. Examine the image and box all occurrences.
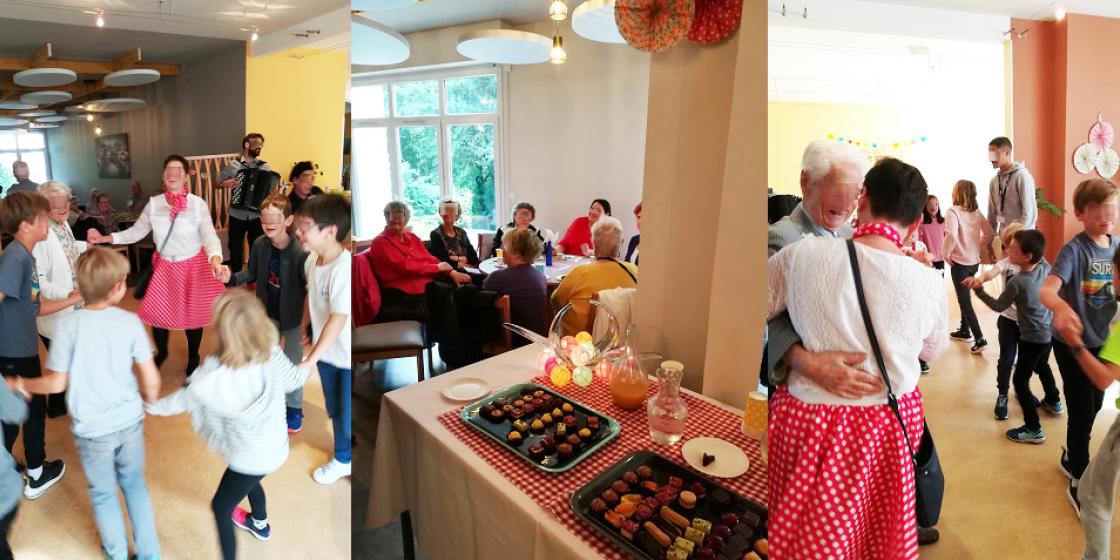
[95,133,131,179]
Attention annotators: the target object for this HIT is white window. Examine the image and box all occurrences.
[0,131,50,191]
[352,66,503,240]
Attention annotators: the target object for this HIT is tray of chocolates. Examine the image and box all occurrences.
[459,383,621,473]
[570,451,768,560]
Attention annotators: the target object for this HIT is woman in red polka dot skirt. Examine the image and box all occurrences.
[767,157,949,559]
[88,154,227,376]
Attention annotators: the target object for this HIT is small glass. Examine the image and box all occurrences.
[647,360,688,445]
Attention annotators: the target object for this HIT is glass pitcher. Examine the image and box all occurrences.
[647,360,688,445]
[609,324,649,410]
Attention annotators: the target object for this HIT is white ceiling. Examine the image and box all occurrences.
[864,0,1120,20]
[361,0,557,34]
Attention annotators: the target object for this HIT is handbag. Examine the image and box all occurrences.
[846,239,945,527]
[133,210,180,300]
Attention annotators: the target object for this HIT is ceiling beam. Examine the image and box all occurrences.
[111,49,142,72]
[0,57,180,76]
[0,82,127,94]
[30,42,53,67]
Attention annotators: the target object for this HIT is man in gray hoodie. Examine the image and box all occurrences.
[987,137,1038,233]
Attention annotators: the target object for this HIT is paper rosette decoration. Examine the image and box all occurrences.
[1075,143,1099,174]
[1091,118,1116,152]
[687,0,742,44]
[616,0,696,53]
[1099,148,1120,179]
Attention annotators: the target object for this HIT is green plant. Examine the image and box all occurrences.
[1036,187,1063,217]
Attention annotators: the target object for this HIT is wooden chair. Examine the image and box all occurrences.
[478,232,495,260]
[353,321,432,383]
[480,295,513,355]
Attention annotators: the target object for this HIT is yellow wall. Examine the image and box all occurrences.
[245,46,347,191]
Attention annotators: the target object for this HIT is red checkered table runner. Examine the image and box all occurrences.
[437,375,768,559]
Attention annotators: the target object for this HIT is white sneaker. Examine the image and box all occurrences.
[312,459,351,485]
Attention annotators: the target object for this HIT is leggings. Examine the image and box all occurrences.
[151,328,204,376]
[211,468,267,560]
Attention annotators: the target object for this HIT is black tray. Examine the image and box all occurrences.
[570,451,768,560]
[460,382,621,473]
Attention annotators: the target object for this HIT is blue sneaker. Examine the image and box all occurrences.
[232,507,271,541]
[1006,425,1045,444]
[1041,398,1065,416]
[286,407,303,434]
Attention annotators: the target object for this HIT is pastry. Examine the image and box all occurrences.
[589,498,608,513]
[692,518,712,535]
[481,404,496,417]
[611,480,630,494]
[642,481,660,493]
[493,398,508,407]
[511,420,529,433]
[621,493,643,504]
[603,510,625,528]
[541,436,557,454]
[566,434,582,448]
[621,519,639,541]
[674,536,696,555]
[661,506,690,529]
[555,424,567,438]
[578,428,592,441]
[634,504,654,522]
[695,547,716,560]
[655,490,675,507]
[689,482,707,499]
[636,465,654,480]
[519,387,534,396]
[513,399,526,408]
[654,517,683,539]
[622,471,640,485]
[702,453,716,467]
[541,413,555,426]
[678,491,697,510]
[563,416,579,428]
[666,548,688,560]
[561,402,574,414]
[705,534,725,553]
[557,443,574,460]
[528,444,546,461]
[530,419,545,432]
[641,497,660,511]
[533,390,545,398]
[508,409,525,420]
[720,513,740,528]
[586,416,601,431]
[711,524,732,540]
[601,489,620,505]
[725,535,749,555]
[522,404,536,415]
[502,404,514,413]
[506,431,523,445]
[635,532,664,558]
[488,409,505,422]
[551,407,563,418]
[684,526,705,546]
[733,523,754,541]
[743,553,762,560]
[754,539,768,556]
[667,476,684,489]
[614,502,636,517]
[643,521,672,548]
[709,489,732,512]
[741,510,761,529]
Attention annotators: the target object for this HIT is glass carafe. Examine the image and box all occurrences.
[647,361,688,445]
[609,324,649,410]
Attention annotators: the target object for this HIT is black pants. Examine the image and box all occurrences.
[227,216,264,273]
[0,505,17,560]
[0,356,44,470]
[378,281,468,368]
[932,260,945,272]
[38,336,66,418]
[1053,341,1106,479]
[995,316,1058,396]
[211,468,267,560]
[1012,340,1060,430]
[950,263,983,339]
[152,327,204,376]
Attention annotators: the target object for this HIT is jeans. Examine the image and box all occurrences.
[1081,418,1120,559]
[273,321,304,410]
[1054,341,1106,479]
[227,216,264,274]
[318,361,352,463]
[211,468,266,560]
[75,422,160,560]
[1012,341,1060,430]
[950,263,983,339]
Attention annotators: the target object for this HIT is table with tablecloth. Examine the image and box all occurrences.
[477,254,594,286]
[368,345,767,560]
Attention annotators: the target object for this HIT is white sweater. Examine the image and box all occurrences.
[111,194,222,262]
[32,223,87,339]
[145,347,310,475]
[768,237,949,406]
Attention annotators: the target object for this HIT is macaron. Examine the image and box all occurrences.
[678,490,697,510]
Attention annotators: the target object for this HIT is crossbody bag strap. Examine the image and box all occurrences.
[157,211,180,255]
[846,240,918,464]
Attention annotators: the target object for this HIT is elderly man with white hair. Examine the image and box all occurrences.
[551,216,638,334]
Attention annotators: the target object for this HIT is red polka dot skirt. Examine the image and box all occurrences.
[138,250,226,330]
[768,386,924,560]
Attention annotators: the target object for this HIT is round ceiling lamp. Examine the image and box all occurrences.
[352,14,411,65]
[82,97,146,112]
[0,102,37,111]
[29,123,60,129]
[35,115,68,123]
[0,117,30,127]
[63,105,89,113]
[573,0,627,44]
[20,90,73,105]
[104,68,161,87]
[457,30,552,64]
[13,68,78,87]
[18,110,56,118]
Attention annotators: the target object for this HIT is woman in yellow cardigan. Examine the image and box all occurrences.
[551,216,638,334]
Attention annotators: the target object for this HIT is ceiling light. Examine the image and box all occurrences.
[1056,7,1066,20]
[549,35,566,64]
[549,0,569,21]
[94,124,102,136]
[85,114,94,122]
[252,31,259,41]
[95,10,105,27]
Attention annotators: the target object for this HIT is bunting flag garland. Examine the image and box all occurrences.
[826,132,928,150]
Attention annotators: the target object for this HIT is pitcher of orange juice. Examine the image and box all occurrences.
[609,324,649,410]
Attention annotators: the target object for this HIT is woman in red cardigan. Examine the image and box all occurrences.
[370,201,472,367]
[556,198,611,256]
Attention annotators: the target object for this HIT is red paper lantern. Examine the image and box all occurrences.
[616,0,696,53]
[687,0,742,44]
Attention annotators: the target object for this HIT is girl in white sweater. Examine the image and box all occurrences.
[145,290,312,560]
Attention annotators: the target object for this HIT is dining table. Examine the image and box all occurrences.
[476,254,595,286]
[367,345,768,560]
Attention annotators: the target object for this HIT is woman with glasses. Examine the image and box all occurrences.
[87,155,228,377]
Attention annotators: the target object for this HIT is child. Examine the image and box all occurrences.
[918,195,946,274]
[1040,178,1120,513]
[293,193,352,484]
[223,193,309,433]
[903,228,933,374]
[144,290,313,560]
[944,180,996,353]
[16,247,161,560]
[972,230,1062,443]
[0,191,77,499]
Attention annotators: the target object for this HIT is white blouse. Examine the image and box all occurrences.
[111,194,222,262]
[768,237,949,406]
[32,222,87,339]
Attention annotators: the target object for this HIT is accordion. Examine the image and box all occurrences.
[231,167,280,212]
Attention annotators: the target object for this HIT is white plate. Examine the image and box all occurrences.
[680,437,749,478]
[442,377,490,402]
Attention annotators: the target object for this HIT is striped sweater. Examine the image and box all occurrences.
[145,346,310,475]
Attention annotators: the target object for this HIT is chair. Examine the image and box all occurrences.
[480,295,513,355]
[353,321,432,383]
[478,232,495,260]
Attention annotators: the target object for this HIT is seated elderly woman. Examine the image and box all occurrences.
[482,228,549,341]
[490,201,546,259]
[551,216,638,334]
[371,201,473,367]
[428,197,480,269]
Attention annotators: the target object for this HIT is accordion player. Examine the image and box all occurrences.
[231,167,281,212]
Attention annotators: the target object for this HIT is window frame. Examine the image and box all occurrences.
[352,64,507,240]
[0,130,52,185]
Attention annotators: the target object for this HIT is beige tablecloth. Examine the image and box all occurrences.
[368,345,756,560]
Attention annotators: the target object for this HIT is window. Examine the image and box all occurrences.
[0,131,50,190]
[352,68,501,240]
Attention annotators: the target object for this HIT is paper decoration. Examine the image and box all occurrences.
[616,0,696,52]
[1075,143,1099,174]
[826,133,928,148]
[687,0,742,44]
[1091,118,1116,152]
[1074,114,1120,178]
[1099,148,1120,179]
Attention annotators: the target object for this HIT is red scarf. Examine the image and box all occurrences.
[164,190,187,220]
[852,222,904,249]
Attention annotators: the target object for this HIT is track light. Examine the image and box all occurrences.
[95,10,105,27]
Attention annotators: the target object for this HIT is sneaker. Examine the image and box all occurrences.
[917,526,940,546]
[919,360,931,374]
[231,507,271,541]
[1060,447,1074,480]
[1006,425,1045,444]
[286,407,303,434]
[1041,399,1065,416]
[971,339,988,353]
[950,330,972,341]
[1069,479,1081,517]
[994,394,1009,420]
[24,459,65,500]
[312,459,352,485]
